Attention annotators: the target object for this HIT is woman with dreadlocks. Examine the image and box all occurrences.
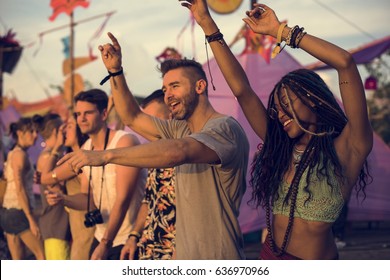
[181,0,373,259]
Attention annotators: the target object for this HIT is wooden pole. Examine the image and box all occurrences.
[0,47,3,110]
[70,12,75,111]
[38,11,115,38]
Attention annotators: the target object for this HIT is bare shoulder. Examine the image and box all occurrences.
[10,149,28,169]
[11,148,28,162]
[116,132,141,148]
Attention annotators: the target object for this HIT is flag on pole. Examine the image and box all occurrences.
[61,36,70,58]
[49,0,90,21]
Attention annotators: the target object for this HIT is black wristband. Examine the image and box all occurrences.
[100,68,124,85]
[205,30,224,45]
[128,231,141,240]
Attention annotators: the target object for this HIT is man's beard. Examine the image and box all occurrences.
[171,87,199,120]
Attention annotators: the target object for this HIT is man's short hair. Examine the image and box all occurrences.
[159,58,208,94]
[74,89,108,113]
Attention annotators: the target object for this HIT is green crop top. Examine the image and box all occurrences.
[272,165,344,223]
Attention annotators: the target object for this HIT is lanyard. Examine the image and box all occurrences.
[86,128,110,212]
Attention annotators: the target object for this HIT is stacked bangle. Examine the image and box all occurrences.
[293,28,307,48]
[285,25,307,49]
[285,25,299,46]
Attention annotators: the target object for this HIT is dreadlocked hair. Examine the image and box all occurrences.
[249,69,371,209]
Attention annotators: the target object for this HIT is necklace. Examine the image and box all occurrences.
[266,146,313,257]
[16,144,27,151]
[292,146,304,168]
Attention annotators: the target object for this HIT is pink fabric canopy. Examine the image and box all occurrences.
[348,133,390,221]
[306,35,390,70]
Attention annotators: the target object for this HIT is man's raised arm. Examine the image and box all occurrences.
[98,32,162,141]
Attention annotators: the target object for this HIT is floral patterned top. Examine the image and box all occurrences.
[138,168,176,260]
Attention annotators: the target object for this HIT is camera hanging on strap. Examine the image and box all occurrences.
[84,128,110,228]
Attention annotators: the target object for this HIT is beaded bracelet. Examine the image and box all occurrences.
[286,25,299,46]
[100,68,124,85]
[294,29,307,48]
[289,27,302,48]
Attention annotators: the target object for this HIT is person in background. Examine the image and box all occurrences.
[120,89,176,260]
[45,89,146,260]
[37,115,94,260]
[0,159,11,260]
[34,113,71,260]
[182,0,373,259]
[57,30,249,259]
[0,117,45,260]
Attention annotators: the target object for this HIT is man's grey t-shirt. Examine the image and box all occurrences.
[153,116,249,259]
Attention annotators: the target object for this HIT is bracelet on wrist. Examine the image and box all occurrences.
[285,25,306,49]
[100,237,113,247]
[205,30,225,46]
[285,25,299,47]
[128,231,141,240]
[271,23,287,59]
[51,172,58,181]
[100,68,124,85]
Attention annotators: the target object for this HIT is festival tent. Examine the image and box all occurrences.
[306,35,390,71]
[203,35,390,234]
[348,133,390,221]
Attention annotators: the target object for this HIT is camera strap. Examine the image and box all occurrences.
[86,128,110,213]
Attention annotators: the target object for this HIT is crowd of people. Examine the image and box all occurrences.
[0,1,372,260]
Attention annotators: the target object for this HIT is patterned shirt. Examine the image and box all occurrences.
[138,168,176,260]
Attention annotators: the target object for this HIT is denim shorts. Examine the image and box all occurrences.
[0,208,30,235]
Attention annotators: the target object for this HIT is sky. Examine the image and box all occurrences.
[1,0,389,103]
